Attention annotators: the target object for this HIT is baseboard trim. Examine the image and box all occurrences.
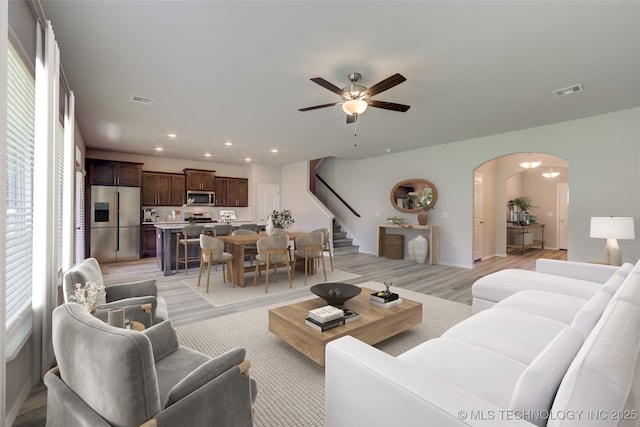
[6,381,31,426]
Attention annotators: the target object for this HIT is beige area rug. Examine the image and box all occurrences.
[175,281,472,427]
[180,267,361,307]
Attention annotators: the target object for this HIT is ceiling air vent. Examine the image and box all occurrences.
[130,95,153,106]
[553,84,584,97]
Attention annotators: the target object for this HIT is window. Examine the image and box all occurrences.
[56,119,64,271]
[5,40,35,331]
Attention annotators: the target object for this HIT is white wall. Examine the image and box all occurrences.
[281,161,333,234]
[313,107,640,268]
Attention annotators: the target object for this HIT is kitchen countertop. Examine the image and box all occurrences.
[151,221,259,229]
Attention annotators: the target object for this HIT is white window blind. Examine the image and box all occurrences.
[56,119,64,271]
[5,41,35,329]
[75,166,84,264]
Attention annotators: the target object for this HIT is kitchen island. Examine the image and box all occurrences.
[154,222,262,276]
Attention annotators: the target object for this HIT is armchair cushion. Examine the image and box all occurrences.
[142,319,180,362]
[165,347,246,407]
[106,278,158,300]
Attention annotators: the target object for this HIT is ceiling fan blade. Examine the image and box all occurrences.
[298,102,340,112]
[346,114,356,124]
[366,73,407,97]
[368,100,411,112]
[310,77,344,96]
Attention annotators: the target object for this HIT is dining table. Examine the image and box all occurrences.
[217,231,308,287]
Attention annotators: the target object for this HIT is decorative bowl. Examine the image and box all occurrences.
[310,283,362,308]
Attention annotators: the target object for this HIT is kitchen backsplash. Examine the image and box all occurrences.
[143,205,253,222]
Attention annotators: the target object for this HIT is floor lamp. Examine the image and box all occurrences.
[590,217,635,266]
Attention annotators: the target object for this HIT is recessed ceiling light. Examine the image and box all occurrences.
[385,148,392,153]
[204,153,212,157]
[155,147,164,152]
[244,157,251,162]
[225,141,233,146]
[271,148,278,153]
[167,133,177,138]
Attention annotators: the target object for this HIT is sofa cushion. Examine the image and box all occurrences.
[509,327,584,427]
[443,308,568,365]
[494,290,588,324]
[601,264,635,295]
[570,290,612,337]
[613,271,640,307]
[549,299,640,427]
[398,337,526,409]
[472,269,602,307]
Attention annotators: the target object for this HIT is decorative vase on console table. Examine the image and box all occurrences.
[411,235,428,263]
[417,211,429,226]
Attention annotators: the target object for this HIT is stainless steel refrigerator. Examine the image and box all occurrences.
[90,186,141,262]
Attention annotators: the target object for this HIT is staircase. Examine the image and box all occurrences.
[332,219,359,255]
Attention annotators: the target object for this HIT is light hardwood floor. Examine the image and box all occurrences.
[13,249,566,426]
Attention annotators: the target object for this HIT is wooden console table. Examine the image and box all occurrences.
[377,224,439,265]
[507,223,545,254]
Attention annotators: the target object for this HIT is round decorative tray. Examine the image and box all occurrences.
[310,283,362,308]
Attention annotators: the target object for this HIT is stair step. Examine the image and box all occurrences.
[333,231,347,240]
[333,245,360,255]
[333,238,353,247]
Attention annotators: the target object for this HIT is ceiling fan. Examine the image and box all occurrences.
[298,72,410,124]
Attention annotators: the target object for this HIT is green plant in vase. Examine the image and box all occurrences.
[270,209,295,232]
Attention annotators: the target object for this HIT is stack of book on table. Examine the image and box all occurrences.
[370,290,403,308]
[305,305,360,332]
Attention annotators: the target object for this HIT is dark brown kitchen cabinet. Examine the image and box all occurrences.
[87,159,142,186]
[184,168,215,191]
[215,176,248,207]
[141,224,157,258]
[142,172,185,206]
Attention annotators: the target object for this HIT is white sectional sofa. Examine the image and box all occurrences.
[325,259,640,427]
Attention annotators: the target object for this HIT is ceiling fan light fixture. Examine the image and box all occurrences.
[342,99,368,116]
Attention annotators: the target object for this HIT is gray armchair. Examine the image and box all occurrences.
[44,303,257,426]
[63,257,168,327]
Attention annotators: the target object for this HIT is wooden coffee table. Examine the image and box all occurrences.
[268,287,422,366]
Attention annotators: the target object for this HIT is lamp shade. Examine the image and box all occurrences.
[590,217,635,240]
[342,99,368,116]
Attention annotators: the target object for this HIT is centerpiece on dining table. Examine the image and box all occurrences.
[267,209,295,235]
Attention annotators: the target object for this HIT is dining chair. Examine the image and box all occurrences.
[232,229,258,268]
[253,234,292,293]
[176,225,205,275]
[197,234,234,293]
[312,227,334,271]
[293,231,327,286]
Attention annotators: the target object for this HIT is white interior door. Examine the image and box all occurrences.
[258,184,280,224]
[473,172,485,262]
[557,183,569,250]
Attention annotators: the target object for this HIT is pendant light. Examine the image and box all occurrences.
[542,167,560,178]
[518,153,541,169]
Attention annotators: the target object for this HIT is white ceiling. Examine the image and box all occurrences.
[40,1,640,166]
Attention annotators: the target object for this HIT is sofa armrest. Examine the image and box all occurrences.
[325,336,533,427]
[142,320,180,361]
[535,259,618,284]
[106,279,158,301]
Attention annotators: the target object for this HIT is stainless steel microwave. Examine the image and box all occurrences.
[186,191,215,206]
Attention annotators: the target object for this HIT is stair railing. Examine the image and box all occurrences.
[315,174,361,218]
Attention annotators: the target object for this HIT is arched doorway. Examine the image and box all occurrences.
[473,152,569,264]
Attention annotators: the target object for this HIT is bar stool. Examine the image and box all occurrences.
[239,223,258,232]
[175,225,204,275]
[213,224,233,237]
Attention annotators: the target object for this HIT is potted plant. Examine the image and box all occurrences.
[511,196,537,224]
[269,209,295,234]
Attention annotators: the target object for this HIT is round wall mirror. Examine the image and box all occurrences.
[390,179,438,213]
